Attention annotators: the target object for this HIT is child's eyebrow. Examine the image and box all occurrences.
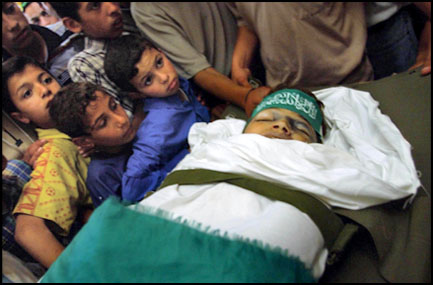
[139,53,160,82]
[37,71,48,82]
[16,83,31,95]
[140,71,150,82]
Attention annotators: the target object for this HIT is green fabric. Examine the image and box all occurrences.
[20,2,31,11]
[41,197,315,283]
[159,169,345,250]
[326,223,359,266]
[248,89,323,138]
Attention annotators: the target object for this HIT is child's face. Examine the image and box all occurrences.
[75,2,123,39]
[24,2,59,26]
[130,48,180,98]
[244,108,318,143]
[2,2,35,51]
[84,90,139,147]
[8,64,60,129]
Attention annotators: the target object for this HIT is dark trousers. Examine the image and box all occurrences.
[366,4,427,80]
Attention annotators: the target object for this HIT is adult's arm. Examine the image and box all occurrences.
[230,25,259,88]
[14,214,64,268]
[131,3,270,115]
[410,2,431,75]
[193,67,271,117]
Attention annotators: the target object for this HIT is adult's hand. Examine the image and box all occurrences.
[22,139,48,169]
[244,86,272,117]
[410,4,431,75]
[409,20,431,75]
[231,65,252,88]
[72,136,95,158]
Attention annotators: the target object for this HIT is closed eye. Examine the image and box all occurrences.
[95,117,107,130]
[254,119,273,122]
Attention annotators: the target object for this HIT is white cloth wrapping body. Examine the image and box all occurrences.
[136,87,420,279]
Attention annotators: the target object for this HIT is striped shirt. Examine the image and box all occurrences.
[67,35,134,119]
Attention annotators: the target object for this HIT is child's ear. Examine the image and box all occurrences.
[10,112,31,125]
[62,17,83,34]
[72,136,96,157]
[72,135,95,145]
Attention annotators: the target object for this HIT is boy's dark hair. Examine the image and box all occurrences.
[2,56,52,114]
[105,34,155,93]
[49,82,104,138]
[2,2,11,10]
[272,84,327,138]
[49,2,81,22]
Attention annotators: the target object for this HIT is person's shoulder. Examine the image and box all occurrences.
[36,129,76,153]
[31,24,62,52]
[67,47,102,77]
[31,24,60,39]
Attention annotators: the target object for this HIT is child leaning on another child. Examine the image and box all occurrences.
[49,34,210,206]
[2,56,93,269]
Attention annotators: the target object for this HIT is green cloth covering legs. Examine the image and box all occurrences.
[41,197,316,283]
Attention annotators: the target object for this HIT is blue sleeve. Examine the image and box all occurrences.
[86,153,128,207]
[121,106,192,202]
[121,170,165,202]
[180,77,210,123]
[121,148,189,202]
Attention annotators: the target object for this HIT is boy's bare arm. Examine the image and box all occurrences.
[15,214,65,268]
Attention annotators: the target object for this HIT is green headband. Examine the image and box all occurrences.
[20,2,31,11]
[249,89,323,138]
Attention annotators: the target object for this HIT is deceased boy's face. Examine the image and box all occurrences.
[129,48,180,98]
[8,64,60,129]
[84,90,139,146]
[244,108,318,143]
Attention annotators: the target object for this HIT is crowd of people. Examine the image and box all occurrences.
[2,2,431,282]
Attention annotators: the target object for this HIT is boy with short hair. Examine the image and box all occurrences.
[103,35,210,201]
[2,56,93,268]
[50,2,136,118]
[50,65,209,205]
